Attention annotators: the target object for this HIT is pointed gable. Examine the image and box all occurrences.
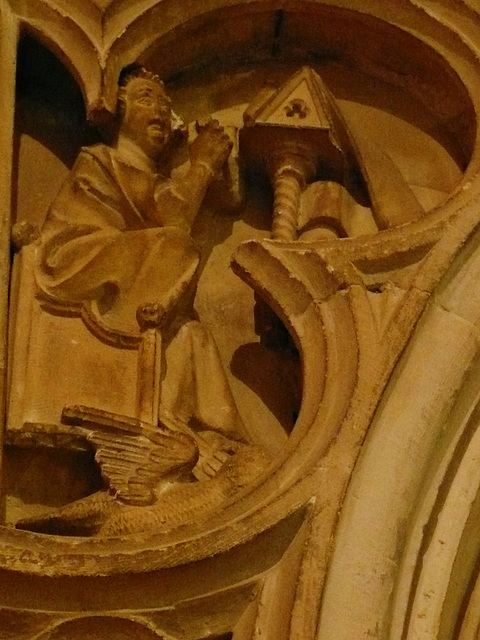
[244,67,335,134]
[240,66,360,179]
[241,67,424,230]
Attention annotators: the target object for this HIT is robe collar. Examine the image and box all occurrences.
[114,135,158,174]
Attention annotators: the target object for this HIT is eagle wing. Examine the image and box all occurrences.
[63,406,199,506]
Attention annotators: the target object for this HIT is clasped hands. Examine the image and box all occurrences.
[189,118,233,178]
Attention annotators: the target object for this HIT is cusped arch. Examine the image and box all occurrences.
[9,0,480,159]
[316,208,480,639]
[11,0,103,117]
[98,0,480,157]
[4,8,480,640]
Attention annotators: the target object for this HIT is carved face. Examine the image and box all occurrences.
[119,77,172,158]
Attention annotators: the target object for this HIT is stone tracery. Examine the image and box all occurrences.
[1,1,480,639]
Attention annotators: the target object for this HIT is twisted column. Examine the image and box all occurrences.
[272,167,303,241]
[270,152,314,242]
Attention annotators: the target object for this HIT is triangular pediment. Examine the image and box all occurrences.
[244,67,336,131]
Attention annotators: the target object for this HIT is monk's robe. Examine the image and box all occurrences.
[36,143,245,442]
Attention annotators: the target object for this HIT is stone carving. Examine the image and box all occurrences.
[17,409,268,536]
[8,65,442,540]
[240,66,425,242]
[2,4,477,635]
[14,67,271,536]
[34,68,243,429]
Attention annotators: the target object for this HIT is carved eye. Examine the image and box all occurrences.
[284,99,309,119]
[138,97,153,106]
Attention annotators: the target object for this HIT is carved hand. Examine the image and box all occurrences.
[190,119,233,177]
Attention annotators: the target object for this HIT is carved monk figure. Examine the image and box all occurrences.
[16,68,274,536]
[34,67,252,485]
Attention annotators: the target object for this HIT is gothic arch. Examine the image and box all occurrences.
[9,1,102,114]
[317,210,480,639]
[2,2,480,640]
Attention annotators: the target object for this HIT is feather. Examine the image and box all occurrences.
[63,405,198,506]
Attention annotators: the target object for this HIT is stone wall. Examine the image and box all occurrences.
[1,2,480,639]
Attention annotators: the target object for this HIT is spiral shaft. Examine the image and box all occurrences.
[271,166,303,241]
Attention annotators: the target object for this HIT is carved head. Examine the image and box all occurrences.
[117,68,173,158]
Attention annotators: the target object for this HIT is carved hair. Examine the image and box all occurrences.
[116,66,186,141]
[117,66,172,116]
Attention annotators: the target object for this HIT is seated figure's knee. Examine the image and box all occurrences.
[177,320,211,349]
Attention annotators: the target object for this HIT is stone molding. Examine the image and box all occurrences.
[2,1,480,639]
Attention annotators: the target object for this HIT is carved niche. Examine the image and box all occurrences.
[1,2,480,640]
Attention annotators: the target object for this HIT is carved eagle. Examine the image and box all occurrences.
[61,405,233,506]
[15,405,270,537]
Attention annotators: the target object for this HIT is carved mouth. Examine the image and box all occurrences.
[149,117,166,127]
[148,122,167,139]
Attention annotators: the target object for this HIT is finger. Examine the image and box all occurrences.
[214,451,230,464]
[211,447,229,460]
[193,467,211,481]
[203,459,218,475]
[210,458,227,473]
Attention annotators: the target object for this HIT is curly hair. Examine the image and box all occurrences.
[116,65,186,143]
[117,66,172,116]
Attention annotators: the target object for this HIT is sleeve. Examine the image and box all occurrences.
[43,149,129,234]
[36,148,127,301]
